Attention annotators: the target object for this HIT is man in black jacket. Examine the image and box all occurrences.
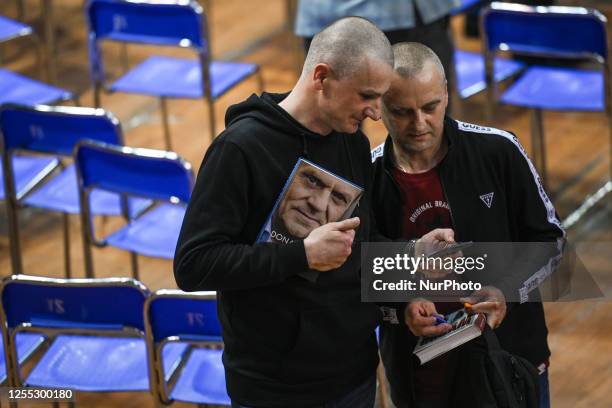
[372,43,565,408]
[174,17,420,408]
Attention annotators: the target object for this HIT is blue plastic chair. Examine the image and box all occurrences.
[75,141,194,279]
[482,3,611,190]
[450,0,525,103]
[86,0,262,149]
[0,274,187,395]
[0,104,151,277]
[144,289,229,406]
[0,15,73,105]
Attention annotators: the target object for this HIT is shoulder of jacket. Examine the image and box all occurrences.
[454,120,524,154]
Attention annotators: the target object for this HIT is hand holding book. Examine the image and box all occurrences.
[304,217,360,272]
[460,286,507,329]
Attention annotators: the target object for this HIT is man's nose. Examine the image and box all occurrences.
[413,110,426,130]
[307,190,330,214]
[364,99,382,121]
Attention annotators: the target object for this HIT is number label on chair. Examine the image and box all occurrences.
[113,14,127,32]
[46,298,65,314]
[29,125,44,140]
[186,312,204,327]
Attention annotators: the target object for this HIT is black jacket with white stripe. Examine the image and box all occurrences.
[371,117,565,405]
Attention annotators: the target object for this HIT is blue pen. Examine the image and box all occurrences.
[434,315,447,325]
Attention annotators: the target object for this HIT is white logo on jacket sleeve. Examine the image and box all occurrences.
[479,192,494,208]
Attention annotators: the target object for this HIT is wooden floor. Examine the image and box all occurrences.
[0,1,610,407]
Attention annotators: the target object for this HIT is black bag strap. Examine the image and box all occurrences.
[482,324,503,350]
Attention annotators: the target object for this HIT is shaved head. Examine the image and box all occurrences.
[392,42,446,88]
[303,17,393,79]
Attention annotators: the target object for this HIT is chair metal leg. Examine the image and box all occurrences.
[130,252,139,280]
[530,109,547,191]
[255,68,264,93]
[120,43,129,74]
[93,83,102,108]
[62,212,72,279]
[206,98,216,142]
[160,97,172,151]
[3,161,24,275]
[41,0,57,84]
[16,0,25,20]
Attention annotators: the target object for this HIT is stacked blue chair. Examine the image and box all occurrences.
[0,15,76,221]
[86,0,263,149]
[450,0,525,104]
[0,274,187,397]
[0,104,150,277]
[482,2,610,192]
[144,289,229,406]
[74,141,194,279]
[0,15,73,105]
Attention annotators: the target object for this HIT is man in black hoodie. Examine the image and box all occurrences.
[174,17,398,408]
[372,42,564,408]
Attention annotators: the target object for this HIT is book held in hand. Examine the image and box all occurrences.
[256,158,363,282]
[414,308,486,365]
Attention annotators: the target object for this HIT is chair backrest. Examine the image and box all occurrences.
[0,104,123,157]
[145,290,221,344]
[75,141,193,204]
[86,0,208,84]
[482,3,608,61]
[0,275,150,334]
[144,289,222,403]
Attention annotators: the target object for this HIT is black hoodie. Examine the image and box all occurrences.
[174,93,382,407]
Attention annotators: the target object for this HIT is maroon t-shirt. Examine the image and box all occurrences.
[392,166,457,403]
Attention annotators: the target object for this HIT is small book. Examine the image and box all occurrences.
[413,309,486,365]
[256,158,364,282]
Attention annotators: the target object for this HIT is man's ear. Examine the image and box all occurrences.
[312,63,332,91]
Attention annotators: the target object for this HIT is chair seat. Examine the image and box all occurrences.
[106,203,186,259]
[0,156,59,200]
[169,348,229,405]
[25,335,187,392]
[23,164,151,216]
[0,68,72,106]
[501,66,604,111]
[0,332,46,384]
[455,50,525,99]
[110,56,258,99]
[0,16,32,42]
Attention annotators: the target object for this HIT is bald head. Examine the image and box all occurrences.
[392,42,446,88]
[303,17,393,79]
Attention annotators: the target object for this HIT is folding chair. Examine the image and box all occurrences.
[0,15,73,104]
[482,3,611,195]
[0,274,187,399]
[449,0,525,113]
[144,289,229,406]
[0,104,151,277]
[86,0,263,149]
[75,141,194,279]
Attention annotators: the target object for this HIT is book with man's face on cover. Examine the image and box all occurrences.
[256,158,364,282]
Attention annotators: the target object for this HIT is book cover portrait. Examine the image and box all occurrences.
[257,158,363,246]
